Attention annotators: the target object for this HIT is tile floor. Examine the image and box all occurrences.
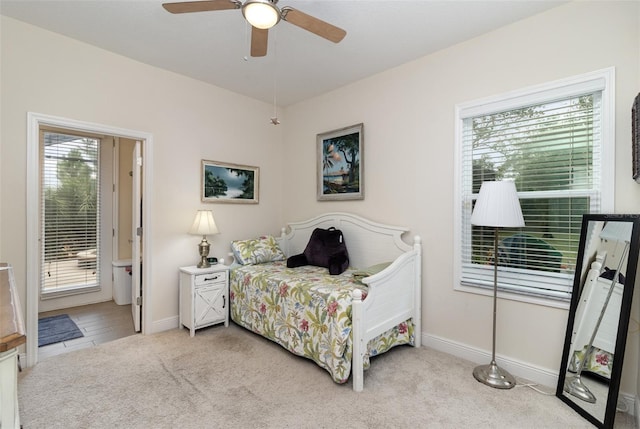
[38,300,137,360]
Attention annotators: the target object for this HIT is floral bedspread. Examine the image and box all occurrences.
[230,261,414,384]
[568,345,613,379]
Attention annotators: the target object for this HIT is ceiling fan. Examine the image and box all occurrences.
[162,0,347,57]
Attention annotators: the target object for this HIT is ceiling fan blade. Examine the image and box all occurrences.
[251,27,268,57]
[162,0,240,14]
[281,7,346,43]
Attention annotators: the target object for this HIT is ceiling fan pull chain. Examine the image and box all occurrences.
[243,20,250,61]
[271,26,280,125]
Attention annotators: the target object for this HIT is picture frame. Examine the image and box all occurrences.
[317,123,364,201]
[633,92,640,183]
[201,160,259,204]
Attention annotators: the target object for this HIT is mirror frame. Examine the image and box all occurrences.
[557,214,640,428]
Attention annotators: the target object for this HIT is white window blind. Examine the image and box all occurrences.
[41,131,101,297]
[457,71,612,301]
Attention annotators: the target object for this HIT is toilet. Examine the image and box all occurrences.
[112,259,132,305]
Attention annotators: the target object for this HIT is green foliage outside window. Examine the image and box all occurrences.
[43,138,99,261]
[469,95,594,273]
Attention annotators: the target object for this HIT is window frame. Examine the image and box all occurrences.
[453,68,615,308]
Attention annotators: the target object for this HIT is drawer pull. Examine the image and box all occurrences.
[204,275,219,282]
[222,296,226,309]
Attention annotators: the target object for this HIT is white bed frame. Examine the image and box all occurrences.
[570,251,622,371]
[276,212,422,392]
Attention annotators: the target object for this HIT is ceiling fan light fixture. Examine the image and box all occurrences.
[242,0,280,30]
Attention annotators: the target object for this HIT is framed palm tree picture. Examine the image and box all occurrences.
[317,123,364,201]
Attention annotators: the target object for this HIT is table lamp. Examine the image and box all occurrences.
[189,210,219,268]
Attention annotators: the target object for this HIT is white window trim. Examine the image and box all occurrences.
[453,67,615,309]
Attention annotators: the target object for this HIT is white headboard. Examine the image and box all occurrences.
[277,212,416,269]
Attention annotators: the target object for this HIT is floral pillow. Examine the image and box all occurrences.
[231,235,285,265]
[568,345,613,379]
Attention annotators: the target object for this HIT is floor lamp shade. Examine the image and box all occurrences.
[470,180,524,389]
[189,210,220,268]
[471,180,525,228]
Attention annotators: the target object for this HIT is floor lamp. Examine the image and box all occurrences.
[471,180,525,389]
[564,221,633,403]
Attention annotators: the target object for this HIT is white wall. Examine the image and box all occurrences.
[282,1,640,394]
[0,16,284,329]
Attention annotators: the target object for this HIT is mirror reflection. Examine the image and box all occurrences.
[557,215,639,428]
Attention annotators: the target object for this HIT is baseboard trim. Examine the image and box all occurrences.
[151,315,179,334]
[616,391,635,417]
[422,333,636,417]
[422,332,559,388]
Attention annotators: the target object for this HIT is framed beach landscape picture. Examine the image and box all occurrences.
[317,123,364,201]
[201,160,259,204]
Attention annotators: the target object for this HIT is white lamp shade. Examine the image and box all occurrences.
[471,180,525,228]
[242,0,280,29]
[600,221,633,243]
[189,210,219,236]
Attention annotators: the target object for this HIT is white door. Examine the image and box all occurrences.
[131,141,142,332]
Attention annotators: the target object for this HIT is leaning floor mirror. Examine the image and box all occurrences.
[557,214,640,428]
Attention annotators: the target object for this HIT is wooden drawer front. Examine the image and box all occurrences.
[195,271,227,286]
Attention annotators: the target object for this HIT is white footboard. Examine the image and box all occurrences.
[352,237,422,392]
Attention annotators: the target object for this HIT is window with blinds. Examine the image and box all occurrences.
[41,131,101,297]
[456,70,613,301]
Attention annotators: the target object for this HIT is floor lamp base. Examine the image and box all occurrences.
[473,361,516,389]
[564,374,596,403]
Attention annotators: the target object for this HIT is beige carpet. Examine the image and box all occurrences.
[19,323,634,428]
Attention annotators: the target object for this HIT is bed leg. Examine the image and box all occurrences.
[352,289,364,392]
[413,236,422,348]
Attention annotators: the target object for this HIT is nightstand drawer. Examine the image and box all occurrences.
[195,270,227,286]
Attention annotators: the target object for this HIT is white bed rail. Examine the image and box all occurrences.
[352,237,422,392]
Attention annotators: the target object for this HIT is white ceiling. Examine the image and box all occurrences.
[1,0,566,106]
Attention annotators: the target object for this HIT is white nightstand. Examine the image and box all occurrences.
[179,264,229,337]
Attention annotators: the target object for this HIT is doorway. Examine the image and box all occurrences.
[26,113,153,367]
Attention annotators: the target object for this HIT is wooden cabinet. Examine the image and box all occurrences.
[0,263,25,429]
[179,265,229,337]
